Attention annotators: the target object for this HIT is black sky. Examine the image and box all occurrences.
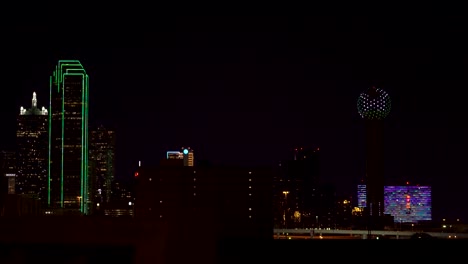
[2,16,467,221]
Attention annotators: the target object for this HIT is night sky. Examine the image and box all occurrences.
[2,16,467,221]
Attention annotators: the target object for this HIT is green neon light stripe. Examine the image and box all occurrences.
[48,76,52,206]
[61,74,65,208]
[84,75,89,214]
[81,73,85,213]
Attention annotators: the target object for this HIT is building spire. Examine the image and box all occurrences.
[32,92,37,108]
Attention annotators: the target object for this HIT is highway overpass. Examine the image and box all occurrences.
[274,228,468,239]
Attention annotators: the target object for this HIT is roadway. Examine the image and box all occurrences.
[274,228,468,239]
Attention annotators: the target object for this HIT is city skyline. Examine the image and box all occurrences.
[2,16,467,221]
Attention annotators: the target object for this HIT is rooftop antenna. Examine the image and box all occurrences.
[32,92,37,108]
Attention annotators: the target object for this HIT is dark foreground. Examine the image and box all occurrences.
[0,217,466,263]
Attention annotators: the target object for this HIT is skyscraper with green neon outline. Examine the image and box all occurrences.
[48,60,89,215]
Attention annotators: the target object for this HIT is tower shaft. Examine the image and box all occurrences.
[365,120,385,219]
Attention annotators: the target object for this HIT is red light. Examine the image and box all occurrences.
[406,181,409,185]
[135,172,139,177]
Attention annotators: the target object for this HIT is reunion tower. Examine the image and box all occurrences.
[357,86,391,227]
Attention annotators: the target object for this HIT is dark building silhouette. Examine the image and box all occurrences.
[357,86,391,229]
[273,147,320,228]
[0,151,16,195]
[48,60,90,215]
[134,159,273,241]
[101,179,135,217]
[1,150,42,216]
[16,92,48,204]
[89,124,116,215]
[0,151,10,211]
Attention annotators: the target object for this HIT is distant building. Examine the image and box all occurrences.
[273,147,321,228]
[384,185,431,223]
[1,150,42,216]
[48,60,90,215]
[166,151,183,160]
[89,125,116,215]
[135,159,273,240]
[335,195,354,228]
[166,147,194,167]
[356,184,430,223]
[16,92,48,203]
[102,180,135,217]
[357,184,367,208]
[0,151,16,195]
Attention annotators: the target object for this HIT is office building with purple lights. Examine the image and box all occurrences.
[357,185,431,223]
[384,185,431,223]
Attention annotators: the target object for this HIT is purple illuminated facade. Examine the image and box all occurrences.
[357,184,366,208]
[357,185,432,223]
[384,186,432,223]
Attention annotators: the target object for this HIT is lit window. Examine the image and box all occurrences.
[249,193,251,196]
[160,215,163,218]
[149,178,152,181]
[194,193,196,196]
[249,186,251,189]
[249,179,251,181]
[248,208,252,211]
[248,172,252,174]
[160,200,162,203]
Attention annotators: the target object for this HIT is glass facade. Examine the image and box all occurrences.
[358,184,432,223]
[357,184,366,208]
[384,185,432,223]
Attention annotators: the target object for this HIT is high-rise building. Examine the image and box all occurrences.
[357,184,367,208]
[48,60,89,215]
[89,125,115,214]
[182,147,194,167]
[16,92,48,201]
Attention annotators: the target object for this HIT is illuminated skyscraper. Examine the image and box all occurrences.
[16,92,48,201]
[357,86,391,227]
[89,125,115,214]
[48,60,89,215]
[357,184,367,208]
[182,147,194,167]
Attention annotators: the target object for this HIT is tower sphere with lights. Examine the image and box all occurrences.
[357,86,391,120]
